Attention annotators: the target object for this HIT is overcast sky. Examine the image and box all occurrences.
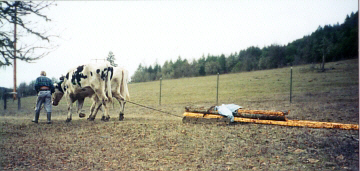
[0,0,358,88]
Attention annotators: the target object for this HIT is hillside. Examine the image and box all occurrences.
[0,59,358,170]
[4,59,357,122]
[132,11,358,83]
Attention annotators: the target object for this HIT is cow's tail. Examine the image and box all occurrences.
[123,69,130,101]
[106,67,113,103]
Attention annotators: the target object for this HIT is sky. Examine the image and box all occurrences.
[0,0,358,88]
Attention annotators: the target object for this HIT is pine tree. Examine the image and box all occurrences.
[106,51,118,67]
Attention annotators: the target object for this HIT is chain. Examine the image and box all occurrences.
[127,101,183,118]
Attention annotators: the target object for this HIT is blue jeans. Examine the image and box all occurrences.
[34,91,52,122]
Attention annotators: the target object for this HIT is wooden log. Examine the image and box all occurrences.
[237,109,289,116]
[185,107,289,117]
[184,107,287,121]
[238,113,287,121]
[184,106,218,114]
[183,112,359,130]
[182,116,230,124]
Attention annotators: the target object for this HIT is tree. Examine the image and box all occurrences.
[17,82,26,96]
[218,54,226,73]
[129,11,358,83]
[189,59,199,77]
[285,44,296,65]
[106,51,118,67]
[161,60,174,79]
[15,80,37,97]
[26,80,37,96]
[173,56,185,78]
[153,62,162,80]
[319,34,334,72]
[0,1,56,67]
[131,64,146,82]
[205,61,220,75]
[226,53,237,73]
[197,55,206,76]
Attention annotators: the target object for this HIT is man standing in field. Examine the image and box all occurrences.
[33,71,54,124]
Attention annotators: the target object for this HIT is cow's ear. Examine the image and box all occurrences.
[59,76,64,81]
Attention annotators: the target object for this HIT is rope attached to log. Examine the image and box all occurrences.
[127,100,183,118]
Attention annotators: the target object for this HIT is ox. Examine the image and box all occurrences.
[52,63,113,122]
[53,65,130,121]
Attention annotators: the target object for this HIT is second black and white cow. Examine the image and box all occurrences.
[86,67,130,120]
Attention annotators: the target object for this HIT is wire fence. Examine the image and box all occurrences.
[2,68,294,113]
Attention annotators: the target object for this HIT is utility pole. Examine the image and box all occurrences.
[91,58,106,63]
[13,4,17,100]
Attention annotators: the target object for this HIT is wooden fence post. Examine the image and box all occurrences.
[3,93,6,110]
[17,94,21,110]
[159,78,162,106]
[290,67,293,103]
[216,73,219,105]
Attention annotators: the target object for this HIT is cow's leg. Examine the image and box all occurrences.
[101,100,111,122]
[91,88,110,121]
[66,104,73,122]
[77,98,86,118]
[92,103,102,120]
[87,101,97,120]
[65,95,74,122]
[113,93,125,121]
[88,97,102,121]
[88,103,102,121]
[119,100,126,121]
[100,104,107,121]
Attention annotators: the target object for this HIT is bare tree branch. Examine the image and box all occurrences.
[0,1,57,67]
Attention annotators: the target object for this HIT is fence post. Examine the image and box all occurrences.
[3,93,6,110]
[290,67,293,103]
[216,73,219,105]
[159,78,162,106]
[18,94,21,110]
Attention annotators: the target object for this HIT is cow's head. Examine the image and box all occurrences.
[52,76,65,106]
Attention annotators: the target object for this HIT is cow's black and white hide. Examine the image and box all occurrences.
[53,65,130,122]
[53,63,113,122]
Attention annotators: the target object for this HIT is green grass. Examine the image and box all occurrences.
[0,59,358,170]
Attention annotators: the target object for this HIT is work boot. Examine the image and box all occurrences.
[119,113,124,121]
[32,111,40,123]
[47,112,52,124]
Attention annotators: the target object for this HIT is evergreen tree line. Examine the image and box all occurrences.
[131,12,358,83]
[0,77,58,98]
[0,82,37,99]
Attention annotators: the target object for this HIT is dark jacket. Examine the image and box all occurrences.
[34,76,55,93]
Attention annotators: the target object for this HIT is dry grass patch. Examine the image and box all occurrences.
[0,59,358,170]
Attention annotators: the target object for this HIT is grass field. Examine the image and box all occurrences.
[0,59,358,170]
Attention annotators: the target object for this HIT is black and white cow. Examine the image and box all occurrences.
[107,67,130,120]
[53,65,130,122]
[86,67,130,120]
[52,63,113,122]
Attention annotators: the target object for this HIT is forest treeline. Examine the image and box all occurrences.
[1,12,358,98]
[1,78,57,98]
[131,12,358,83]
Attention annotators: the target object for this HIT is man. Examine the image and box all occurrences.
[33,71,55,124]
